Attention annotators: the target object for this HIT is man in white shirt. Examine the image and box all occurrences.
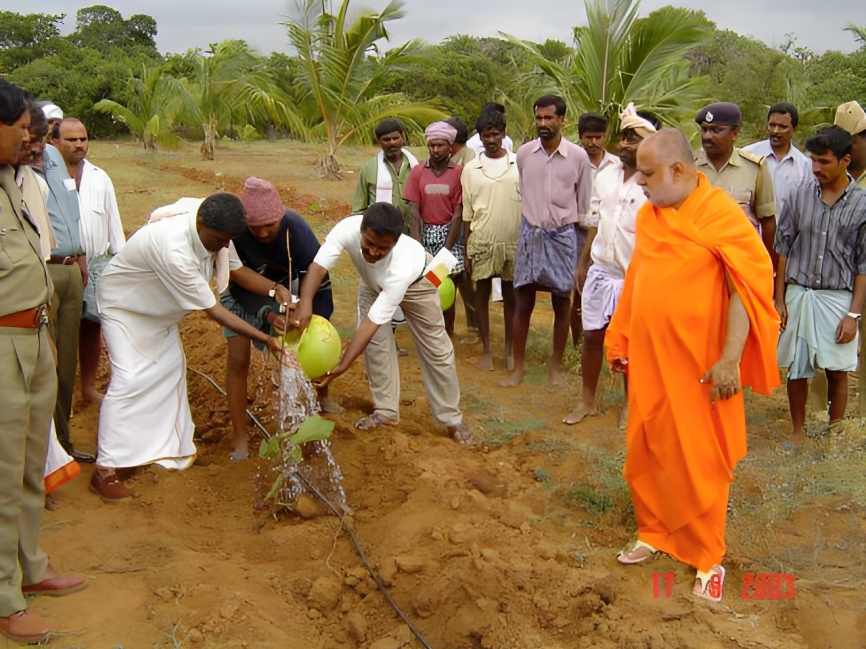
[466,102,514,155]
[742,103,811,221]
[294,203,473,444]
[55,117,126,404]
[91,193,285,502]
[566,105,656,428]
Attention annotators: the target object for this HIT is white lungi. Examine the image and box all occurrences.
[581,264,624,331]
[96,316,196,469]
[778,285,859,380]
[43,420,80,493]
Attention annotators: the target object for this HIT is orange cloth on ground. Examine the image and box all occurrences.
[606,174,780,572]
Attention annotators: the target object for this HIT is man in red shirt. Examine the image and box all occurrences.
[404,121,468,334]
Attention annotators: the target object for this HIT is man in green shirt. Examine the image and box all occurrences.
[351,118,418,232]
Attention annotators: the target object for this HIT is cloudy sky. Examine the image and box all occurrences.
[26,0,866,56]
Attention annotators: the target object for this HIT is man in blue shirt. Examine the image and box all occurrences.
[37,122,91,462]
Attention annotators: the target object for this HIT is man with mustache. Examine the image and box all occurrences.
[352,118,418,355]
[55,117,126,405]
[294,203,472,444]
[695,102,777,264]
[565,104,656,427]
[504,95,592,387]
[742,103,811,225]
[775,126,866,449]
[579,112,616,178]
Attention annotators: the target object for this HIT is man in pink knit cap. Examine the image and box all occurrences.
[223,177,336,460]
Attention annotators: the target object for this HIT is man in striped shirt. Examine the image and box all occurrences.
[775,126,866,447]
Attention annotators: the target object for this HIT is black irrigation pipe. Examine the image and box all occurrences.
[188,367,434,649]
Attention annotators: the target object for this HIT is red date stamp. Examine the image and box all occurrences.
[741,572,795,600]
[652,572,675,598]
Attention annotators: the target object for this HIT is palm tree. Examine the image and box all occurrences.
[844,23,866,48]
[503,0,710,135]
[93,64,185,150]
[284,0,447,178]
[175,41,308,160]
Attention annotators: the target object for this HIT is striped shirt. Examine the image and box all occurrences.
[774,176,866,291]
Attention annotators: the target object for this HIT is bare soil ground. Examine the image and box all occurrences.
[30,141,866,649]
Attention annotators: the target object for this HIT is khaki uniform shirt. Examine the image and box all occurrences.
[0,166,51,316]
[695,147,776,230]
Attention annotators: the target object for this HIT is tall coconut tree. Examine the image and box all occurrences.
[284,0,447,178]
[93,63,185,150]
[503,0,710,135]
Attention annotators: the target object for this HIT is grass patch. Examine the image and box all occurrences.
[567,484,614,514]
[483,414,546,446]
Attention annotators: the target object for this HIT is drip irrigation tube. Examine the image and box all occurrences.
[189,367,434,649]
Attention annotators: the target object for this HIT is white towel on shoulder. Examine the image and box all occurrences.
[375,149,418,204]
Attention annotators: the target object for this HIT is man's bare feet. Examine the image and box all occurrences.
[448,423,474,445]
[80,389,104,405]
[459,334,479,345]
[477,353,494,371]
[230,439,249,462]
[500,368,524,387]
[319,397,344,415]
[563,402,599,425]
[504,345,514,371]
[354,413,398,430]
[549,369,567,385]
[44,494,59,511]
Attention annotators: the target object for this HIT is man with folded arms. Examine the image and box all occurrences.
[608,129,779,602]
[0,77,85,646]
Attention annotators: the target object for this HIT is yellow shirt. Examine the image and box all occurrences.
[461,152,522,247]
[694,147,776,230]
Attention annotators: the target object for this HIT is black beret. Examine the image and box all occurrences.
[695,102,742,126]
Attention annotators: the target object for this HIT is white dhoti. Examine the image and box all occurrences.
[778,285,859,380]
[581,264,624,331]
[43,420,80,493]
[97,316,196,469]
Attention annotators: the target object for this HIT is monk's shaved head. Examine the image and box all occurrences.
[642,128,696,167]
[635,127,698,210]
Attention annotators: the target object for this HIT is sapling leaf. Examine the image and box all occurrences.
[288,445,303,463]
[259,437,281,460]
[265,473,285,501]
[289,415,335,445]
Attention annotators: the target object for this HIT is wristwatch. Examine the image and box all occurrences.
[268,282,279,298]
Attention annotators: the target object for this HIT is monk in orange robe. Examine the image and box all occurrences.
[606,129,780,601]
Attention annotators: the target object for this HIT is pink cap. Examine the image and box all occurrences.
[240,177,284,227]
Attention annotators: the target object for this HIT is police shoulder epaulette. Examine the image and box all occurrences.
[738,148,764,165]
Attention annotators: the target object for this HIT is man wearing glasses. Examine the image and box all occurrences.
[694,102,777,263]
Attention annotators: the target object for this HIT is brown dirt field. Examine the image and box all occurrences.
[31,141,866,649]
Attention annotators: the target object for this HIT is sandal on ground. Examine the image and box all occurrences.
[353,413,398,431]
[693,565,725,602]
[617,540,657,565]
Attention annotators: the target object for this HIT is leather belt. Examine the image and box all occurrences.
[47,255,80,265]
[0,305,49,329]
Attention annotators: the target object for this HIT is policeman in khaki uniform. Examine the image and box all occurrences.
[695,102,777,263]
[0,79,85,644]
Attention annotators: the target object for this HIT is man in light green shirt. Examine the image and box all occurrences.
[351,118,418,232]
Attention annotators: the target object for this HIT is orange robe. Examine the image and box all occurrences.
[606,174,780,572]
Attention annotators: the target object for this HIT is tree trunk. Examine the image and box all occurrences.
[315,153,340,180]
[201,118,217,160]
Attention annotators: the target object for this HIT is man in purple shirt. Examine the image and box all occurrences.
[503,95,592,387]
